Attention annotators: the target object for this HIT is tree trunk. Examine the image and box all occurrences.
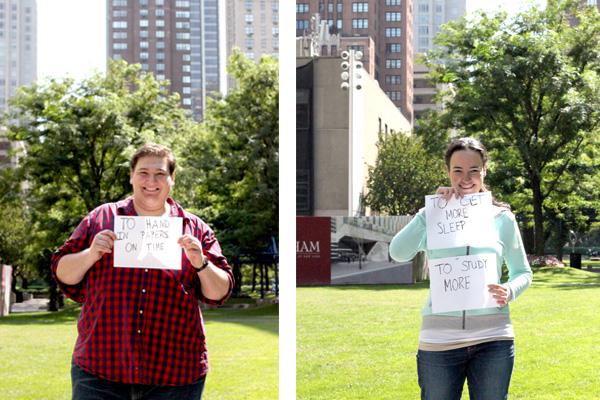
[531,175,545,255]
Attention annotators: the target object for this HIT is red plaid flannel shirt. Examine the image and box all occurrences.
[51,197,234,386]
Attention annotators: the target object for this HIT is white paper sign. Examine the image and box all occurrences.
[429,253,499,313]
[114,216,183,270]
[425,192,495,250]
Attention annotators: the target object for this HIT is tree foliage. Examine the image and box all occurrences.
[364,132,446,215]
[176,50,279,256]
[423,1,600,254]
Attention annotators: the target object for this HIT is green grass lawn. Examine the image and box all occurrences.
[297,267,600,399]
[0,303,278,400]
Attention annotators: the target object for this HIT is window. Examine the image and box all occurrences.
[418,26,429,35]
[296,4,309,13]
[352,19,368,29]
[272,27,279,36]
[385,91,401,101]
[337,19,342,29]
[418,4,429,12]
[177,32,190,40]
[156,19,165,27]
[245,38,254,48]
[296,20,309,30]
[156,63,165,71]
[156,52,165,60]
[140,52,149,60]
[182,65,191,72]
[183,54,191,61]
[156,74,165,80]
[157,41,165,49]
[245,14,254,22]
[328,2,334,12]
[112,21,127,29]
[385,28,401,37]
[183,98,192,106]
[139,0,148,6]
[113,43,127,50]
[352,2,368,13]
[156,9,165,17]
[112,0,127,6]
[177,43,191,51]
[156,0,164,5]
[183,76,191,83]
[139,19,149,27]
[113,32,127,39]
[176,21,190,29]
[140,41,149,48]
[140,30,148,38]
[385,12,401,21]
[176,11,190,18]
[386,43,401,53]
[156,31,165,38]
[385,59,401,68]
[385,0,401,5]
[385,75,401,85]
[246,52,255,59]
[337,2,343,12]
[140,9,148,17]
[183,87,191,94]
[113,10,127,17]
[176,1,190,7]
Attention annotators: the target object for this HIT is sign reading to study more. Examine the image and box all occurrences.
[114,216,183,270]
[429,253,499,313]
[425,192,494,250]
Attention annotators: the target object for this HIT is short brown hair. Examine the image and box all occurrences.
[130,143,176,176]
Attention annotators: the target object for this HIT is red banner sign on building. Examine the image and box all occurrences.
[296,217,331,285]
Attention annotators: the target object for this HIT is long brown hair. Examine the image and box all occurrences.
[445,137,510,210]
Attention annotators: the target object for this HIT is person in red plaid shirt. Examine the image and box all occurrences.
[51,143,234,400]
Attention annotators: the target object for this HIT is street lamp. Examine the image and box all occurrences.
[340,49,363,216]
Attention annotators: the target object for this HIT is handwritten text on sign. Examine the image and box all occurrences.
[114,216,183,270]
[429,253,498,313]
[425,192,494,250]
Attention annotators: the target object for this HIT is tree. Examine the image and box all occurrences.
[424,1,600,254]
[363,132,447,215]
[176,50,279,259]
[4,60,193,309]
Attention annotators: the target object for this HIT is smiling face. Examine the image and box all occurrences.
[130,156,175,216]
[448,149,486,195]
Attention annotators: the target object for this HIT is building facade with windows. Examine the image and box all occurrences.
[0,0,36,166]
[107,0,223,121]
[225,0,279,91]
[296,0,414,124]
[412,0,465,120]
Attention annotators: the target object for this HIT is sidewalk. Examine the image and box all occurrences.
[10,298,49,313]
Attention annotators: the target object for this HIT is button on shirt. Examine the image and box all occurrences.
[51,197,234,386]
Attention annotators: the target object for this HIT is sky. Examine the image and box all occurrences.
[36,0,547,82]
[37,0,105,81]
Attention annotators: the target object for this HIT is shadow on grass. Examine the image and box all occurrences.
[0,304,81,326]
[529,267,600,290]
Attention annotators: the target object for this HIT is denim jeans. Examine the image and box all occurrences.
[417,339,515,400]
[71,363,206,400]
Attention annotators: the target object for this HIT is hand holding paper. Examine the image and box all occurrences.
[178,234,206,269]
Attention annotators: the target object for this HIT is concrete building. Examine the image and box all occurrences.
[0,0,36,167]
[225,0,279,91]
[107,0,223,121]
[297,56,411,217]
[412,0,466,120]
[296,0,414,124]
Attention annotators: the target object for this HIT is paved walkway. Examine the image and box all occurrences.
[10,298,49,313]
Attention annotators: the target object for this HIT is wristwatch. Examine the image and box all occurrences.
[192,256,210,272]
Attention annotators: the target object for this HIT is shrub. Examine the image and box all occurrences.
[527,255,564,268]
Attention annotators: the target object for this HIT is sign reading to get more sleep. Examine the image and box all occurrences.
[114,216,183,270]
[425,192,495,250]
[429,253,499,313]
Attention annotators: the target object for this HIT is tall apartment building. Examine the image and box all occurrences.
[107,0,223,121]
[0,0,36,166]
[412,0,465,120]
[225,0,279,91]
[296,0,414,123]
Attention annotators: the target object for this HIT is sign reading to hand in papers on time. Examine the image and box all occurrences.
[425,191,494,250]
[429,253,499,313]
[114,216,183,270]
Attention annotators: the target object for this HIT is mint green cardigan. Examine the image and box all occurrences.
[389,207,532,317]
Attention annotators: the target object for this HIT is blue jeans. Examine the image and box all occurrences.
[417,340,515,400]
[71,363,205,400]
